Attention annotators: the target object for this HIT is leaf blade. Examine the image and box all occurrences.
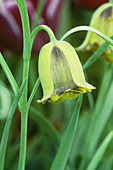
[50,95,83,170]
[0,80,26,170]
[86,131,113,170]
[0,53,19,95]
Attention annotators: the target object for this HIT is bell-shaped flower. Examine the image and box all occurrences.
[37,41,95,104]
[77,3,113,62]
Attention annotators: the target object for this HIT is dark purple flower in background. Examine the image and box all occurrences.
[0,0,64,55]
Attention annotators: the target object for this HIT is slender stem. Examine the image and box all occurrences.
[18,105,28,170]
[31,25,57,48]
[16,0,31,61]
[18,60,30,170]
[16,0,31,170]
[27,77,40,111]
[60,26,113,46]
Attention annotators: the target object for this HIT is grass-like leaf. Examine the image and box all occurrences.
[0,80,26,170]
[78,64,113,170]
[98,153,113,170]
[85,66,113,156]
[94,63,113,114]
[50,95,83,170]
[86,131,113,170]
[0,53,19,95]
[69,113,90,168]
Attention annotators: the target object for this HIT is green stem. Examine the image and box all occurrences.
[60,26,113,46]
[18,61,30,170]
[27,77,40,111]
[16,0,31,61]
[31,25,57,48]
[16,0,31,169]
[18,106,28,170]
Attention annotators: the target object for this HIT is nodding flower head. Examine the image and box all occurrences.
[37,41,95,104]
[77,3,113,62]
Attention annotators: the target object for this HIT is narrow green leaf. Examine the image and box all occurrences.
[86,131,113,170]
[27,77,40,110]
[0,80,26,170]
[78,67,113,170]
[69,113,90,168]
[29,106,60,142]
[85,79,113,156]
[94,63,112,115]
[60,26,113,46]
[0,80,12,119]
[50,95,83,170]
[0,53,19,95]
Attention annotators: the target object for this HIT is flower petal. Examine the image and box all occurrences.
[38,42,54,101]
[55,41,95,90]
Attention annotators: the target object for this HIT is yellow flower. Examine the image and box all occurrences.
[37,41,95,104]
[77,3,113,62]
